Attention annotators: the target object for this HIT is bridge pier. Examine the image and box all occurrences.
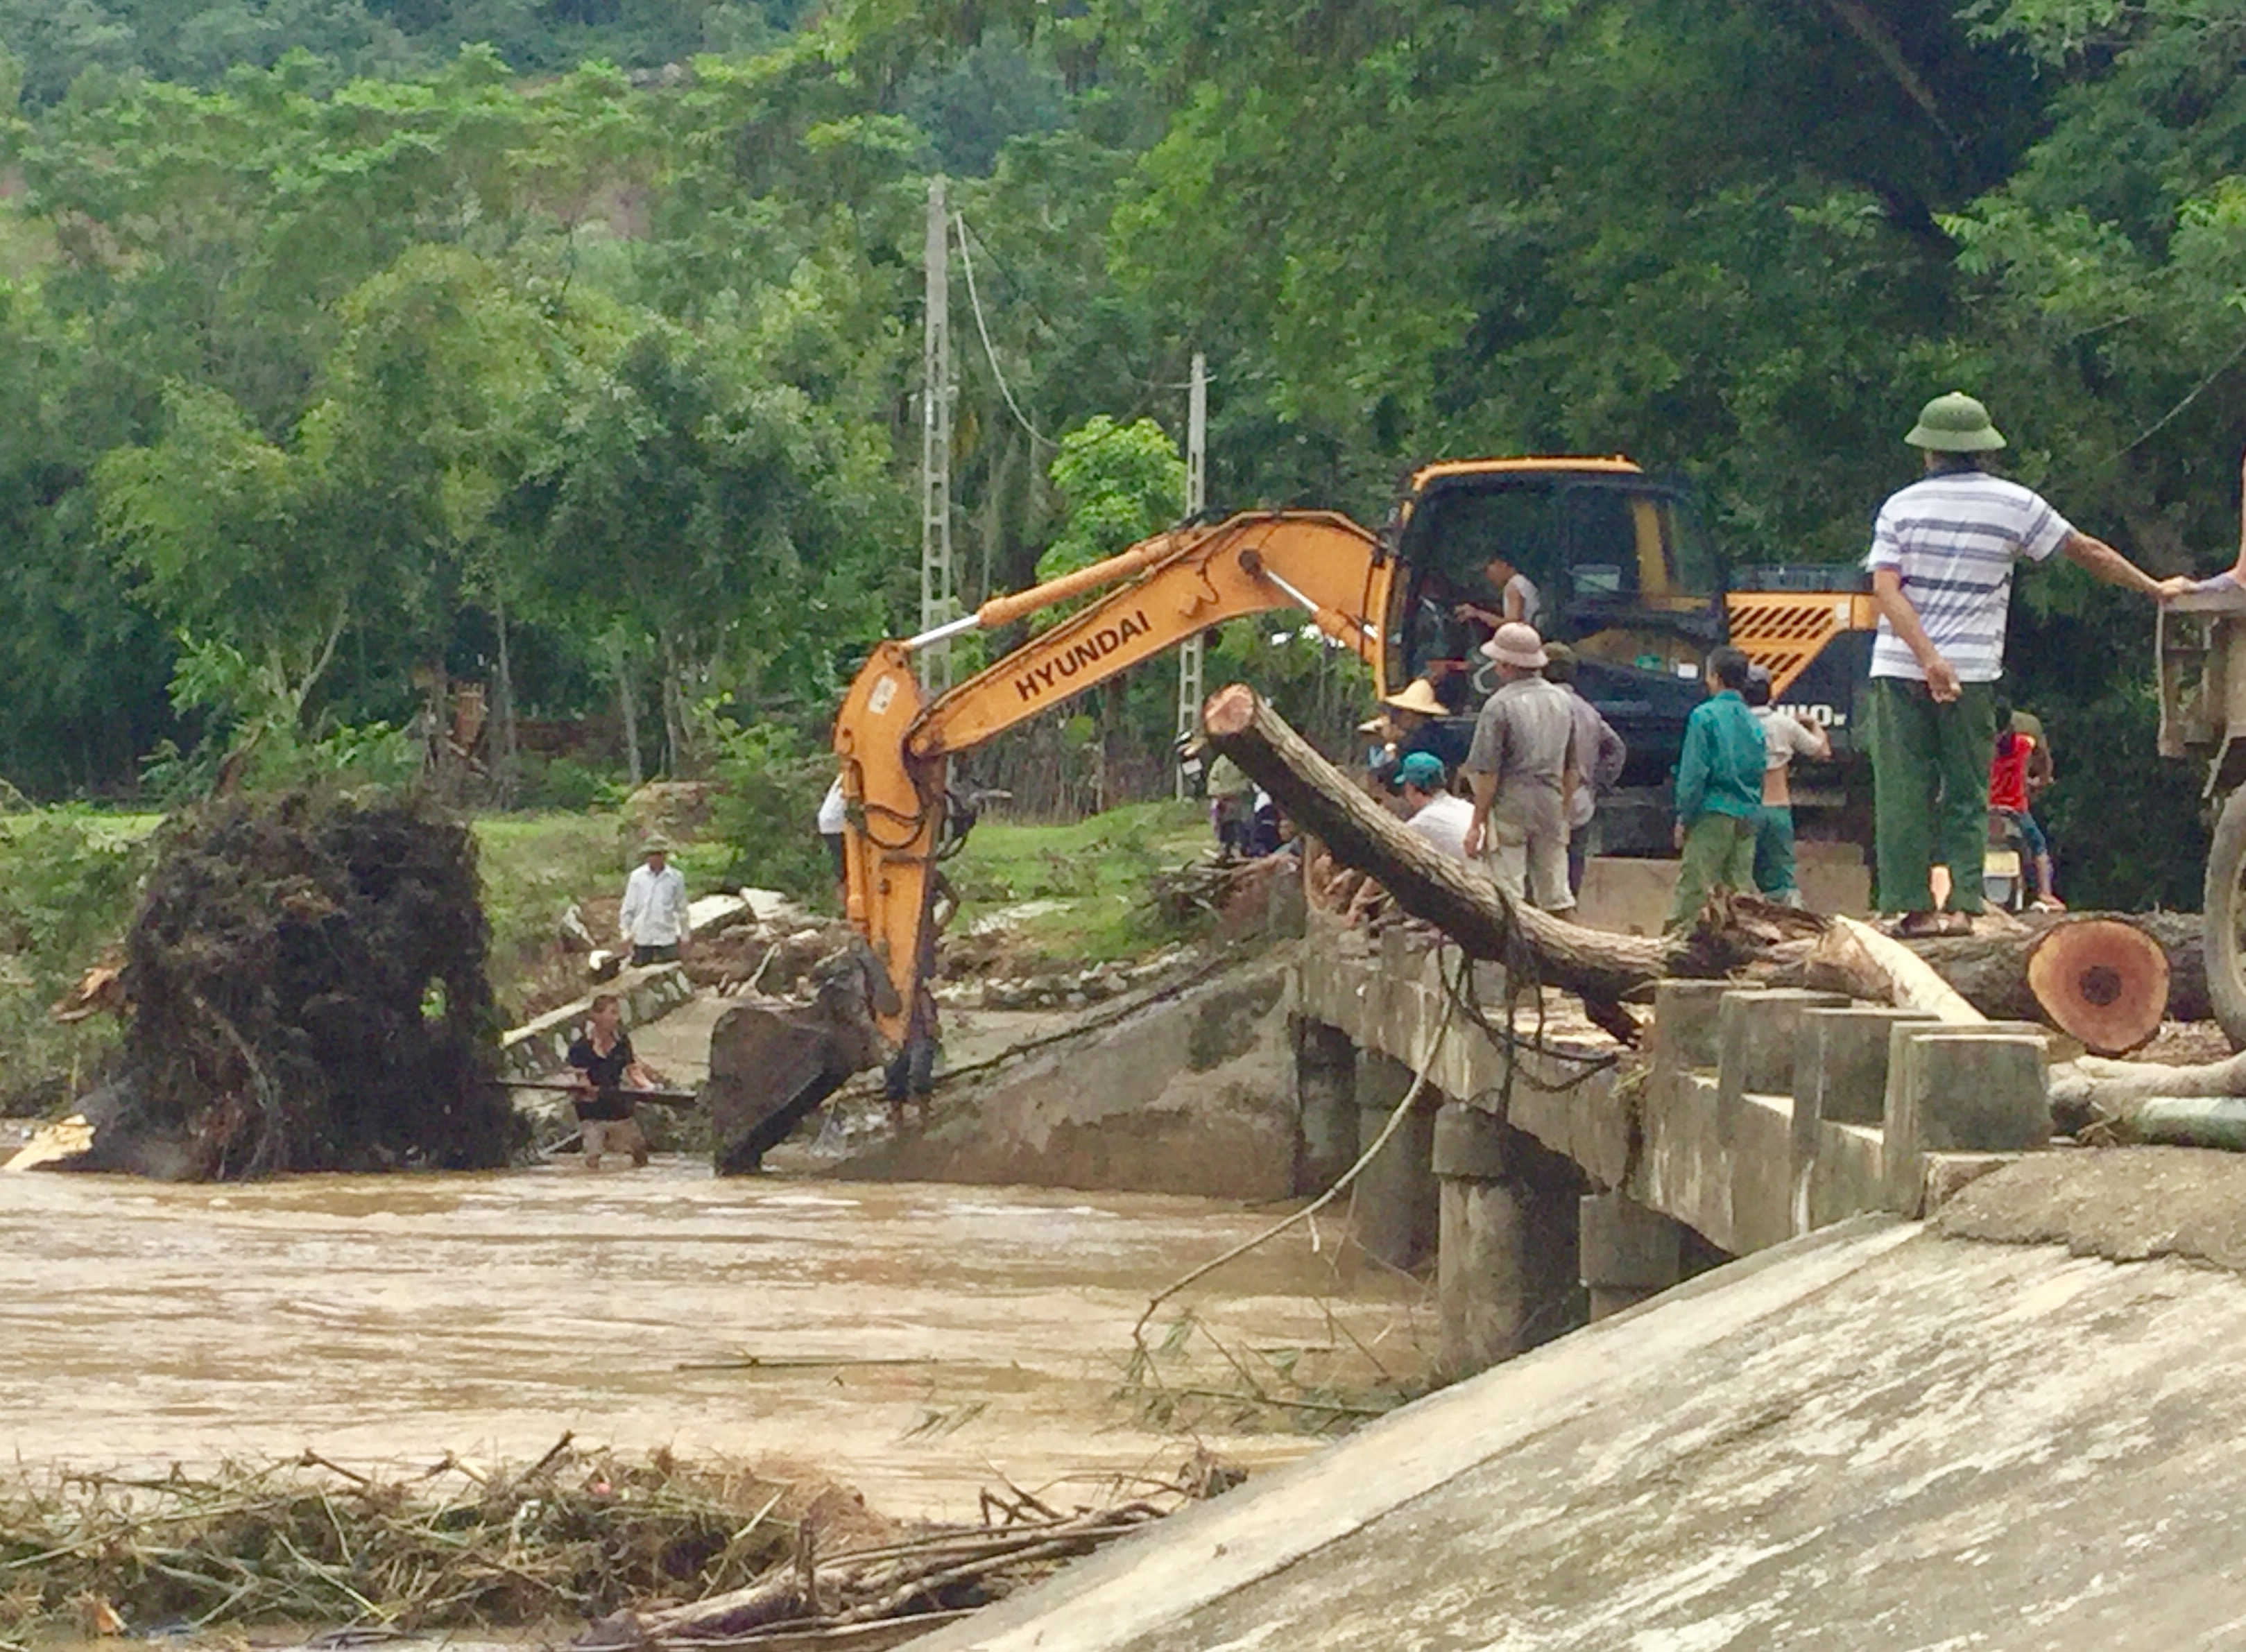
[1578,1191,1687,1320]
[1294,1017,1359,1196]
[1354,1050,1439,1271]
[1434,1105,1582,1373]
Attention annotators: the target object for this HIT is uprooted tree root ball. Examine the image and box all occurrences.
[108,790,522,1178]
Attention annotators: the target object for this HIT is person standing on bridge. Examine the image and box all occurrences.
[1461,623,1579,915]
[1865,392,2179,937]
[1541,642,1627,898]
[1668,647,1765,929]
[1394,750,1475,860]
[619,834,692,965]
[1744,664,1828,907]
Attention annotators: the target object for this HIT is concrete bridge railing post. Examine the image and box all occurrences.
[1792,1006,1936,1232]
[1882,1022,2052,1216]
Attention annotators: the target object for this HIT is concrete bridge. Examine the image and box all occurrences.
[1289,907,2055,1377]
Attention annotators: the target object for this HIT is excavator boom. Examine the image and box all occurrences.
[834,510,1391,1041]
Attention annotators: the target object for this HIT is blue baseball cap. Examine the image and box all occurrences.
[1395,750,1447,791]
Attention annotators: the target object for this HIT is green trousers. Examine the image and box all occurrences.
[1668,811,1756,929]
[1865,676,1997,915]
[1754,804,1798,902]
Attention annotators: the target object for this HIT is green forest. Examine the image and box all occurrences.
[1,0,2243,904]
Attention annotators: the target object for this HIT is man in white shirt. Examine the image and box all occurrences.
[1865,390,2179,936]
[1394,750,1474,859]
[619,834,692,965]
[817,775,849,906]
[1452,554,1542,643]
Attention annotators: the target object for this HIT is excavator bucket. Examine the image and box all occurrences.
[704,944,895,1174]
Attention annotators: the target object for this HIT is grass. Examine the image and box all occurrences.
[0,794,1209,1110]
[946,800,1213,967]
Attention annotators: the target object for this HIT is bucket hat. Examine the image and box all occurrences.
[1380,678,1448,718]
[641,832,674,856]
[1905,390,2006,453]
[1481,622,1550,670]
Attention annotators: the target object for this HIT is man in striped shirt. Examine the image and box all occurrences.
[1865,391,2184,936]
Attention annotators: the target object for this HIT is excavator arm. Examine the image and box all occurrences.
[833,510,1392,1043]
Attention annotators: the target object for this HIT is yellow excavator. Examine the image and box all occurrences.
[706,457,1874,1169]
[835,457,1876,1043]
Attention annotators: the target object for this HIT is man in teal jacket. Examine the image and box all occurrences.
[1668,646,1766,929]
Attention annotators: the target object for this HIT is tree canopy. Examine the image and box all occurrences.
[0,0,2243,900]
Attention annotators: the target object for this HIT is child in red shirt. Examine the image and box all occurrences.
[1990,711,2061,909]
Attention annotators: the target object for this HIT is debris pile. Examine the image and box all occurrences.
[0,1445,1185,1644]
[0,1444,861,1635]
[99,790,519,1178]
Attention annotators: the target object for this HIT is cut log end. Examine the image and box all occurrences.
[2024,918,2170,1056]
[1201,682,1260,737]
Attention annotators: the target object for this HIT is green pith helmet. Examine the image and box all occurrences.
[1905,390,2007,453]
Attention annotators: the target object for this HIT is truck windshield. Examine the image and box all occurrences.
[1387,474,1715,689]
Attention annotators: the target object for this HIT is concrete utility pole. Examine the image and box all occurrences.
[919,178,957,694]
[1174,350,1208,797]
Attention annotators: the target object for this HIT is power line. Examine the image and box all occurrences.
[953,212,1059,450]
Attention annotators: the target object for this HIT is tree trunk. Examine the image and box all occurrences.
[1900,917,2170,1055]
[1199,684,1755,1010]
[659,628,687,778]
[613,637,643,788]
[1904,911,2204,1022]
[2049,1048,2246,1137]
[1799,915,1983,1023]
[492,588,517,809]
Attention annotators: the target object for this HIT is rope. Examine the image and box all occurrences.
[1128,947,1464,1348]
[1432,944,1622,1095]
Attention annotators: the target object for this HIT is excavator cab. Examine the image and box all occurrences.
[1384,459,1728,850]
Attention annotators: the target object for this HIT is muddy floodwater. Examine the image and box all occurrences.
[0,1160,1426,1520]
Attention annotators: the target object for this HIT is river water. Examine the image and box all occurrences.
[0,1160,1426,1521]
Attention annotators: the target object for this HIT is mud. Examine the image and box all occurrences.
[0,1160,1426,1522]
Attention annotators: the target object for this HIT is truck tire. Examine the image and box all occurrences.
[2203,787,2246,1050]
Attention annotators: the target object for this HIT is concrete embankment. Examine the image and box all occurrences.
[825,949,1305,1201]
[907,1146,2246,1649]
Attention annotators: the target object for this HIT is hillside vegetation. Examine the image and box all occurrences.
[0,0,2235,909]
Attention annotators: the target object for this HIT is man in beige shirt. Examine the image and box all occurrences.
[1462,623,1579,915]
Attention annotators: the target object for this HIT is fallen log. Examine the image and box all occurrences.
[2048,1044,2246,1142]
[1897,911,2203,1024]
[2077,1094,2246,1149]
[1797,916,1984,1023]
[1199,684,1758,1011]
[2048,1047,2246,1128]
[1897,917,2169,1056]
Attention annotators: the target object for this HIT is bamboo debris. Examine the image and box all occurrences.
[610,1504,1168,1649]
[0,1445,1183,1647]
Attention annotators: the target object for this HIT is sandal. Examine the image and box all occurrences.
[1889,912,1947,939]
